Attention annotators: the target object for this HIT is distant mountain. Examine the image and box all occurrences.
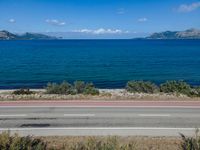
[147,28,200,39]
[0,30,18,40]
[19,32,57,40]
[0,30,57,40]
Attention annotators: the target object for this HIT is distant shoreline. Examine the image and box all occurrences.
[1,39,200,41]
[1,28,200,40]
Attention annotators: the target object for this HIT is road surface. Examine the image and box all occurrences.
[0,100,200,136]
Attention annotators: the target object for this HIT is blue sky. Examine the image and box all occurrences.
[0,0,200,38]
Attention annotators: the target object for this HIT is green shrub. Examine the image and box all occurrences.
[195,87,200,97]
[12,89,34,95]
[45,81,99,95]
[160,81,192,96]
[45,83,60,94]
[190,87,200,97]
[180,129,200,150]
[74,81,85,94]
[83,83,99,95]
[59,81,76,95]
[46,81,75,95]
[126,81,159,94]
[0,131,47,150]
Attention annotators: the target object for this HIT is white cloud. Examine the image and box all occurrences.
[45,19,66,26]
[74,29,92,33]
[94,28,122,34]
[72,28,124,34]
[8,18,16,23]
[138,17,148,22]
[178,2,200,12]
[117,8,125,14]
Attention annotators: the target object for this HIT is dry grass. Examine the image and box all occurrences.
[40,136,182,150]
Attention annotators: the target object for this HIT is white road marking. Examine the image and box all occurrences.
[64,114,95,117]
[0,114,27,117]
[0,127,196,131]
[138,114,171,117]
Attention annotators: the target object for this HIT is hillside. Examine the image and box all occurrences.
[0,30,57,40]
[147,28,200,39]
[0,30,18,40]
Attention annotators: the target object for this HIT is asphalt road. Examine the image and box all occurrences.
[0,102,200,136]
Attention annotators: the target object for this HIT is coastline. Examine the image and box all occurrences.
[0,88,199,101]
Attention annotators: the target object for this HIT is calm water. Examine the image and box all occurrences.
[0,39,200,89]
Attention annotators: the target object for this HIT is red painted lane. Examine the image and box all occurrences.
[0,100,200,107]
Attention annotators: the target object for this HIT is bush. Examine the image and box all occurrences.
[46,81,75,95]
[160,81,192,96]
[126,81,159,94]
[0,131,47,150]
[195,87,200,97]
[12,89,34,95]
[180,129,200,150]
[190,87,200,97]
[74,81,85,94]
[83,83,99,95]
[45,81,99,95]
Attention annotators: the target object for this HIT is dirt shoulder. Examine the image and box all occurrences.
[0,89,200,101]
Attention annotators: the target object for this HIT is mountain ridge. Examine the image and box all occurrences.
[0,30,57,40]
[1,29,200,40]
[147,28,200,39]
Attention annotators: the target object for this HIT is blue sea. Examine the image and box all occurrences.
[0,39,200,89]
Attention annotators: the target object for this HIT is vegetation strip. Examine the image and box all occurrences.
[0,129,200,150]
[11,80,200,97]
